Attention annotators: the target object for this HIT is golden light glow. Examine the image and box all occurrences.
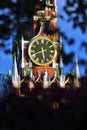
[52,102,60,109]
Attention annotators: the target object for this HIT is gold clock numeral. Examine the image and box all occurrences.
[31,50,35,53]
[36,57,39,62]
[36,41,39,45]
[46,59,49,62]
[50,50,54,53]
[32,45,36,48]
[46,41,48,45]
[41,59,44,63]
[50,54,53,58]
[41,39,44,44]
[32,54,36,58]
[49,45,53,48]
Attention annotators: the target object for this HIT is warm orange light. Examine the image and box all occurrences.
[52,102,59,109]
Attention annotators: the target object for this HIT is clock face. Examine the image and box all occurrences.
[28,36,55,66]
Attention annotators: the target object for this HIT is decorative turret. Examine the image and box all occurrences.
[21,36,25,69]
[59,56,63,74]
[30,69,35,81]
[21,36,29,76]
[46,0,50,5]
[59,55,65,88]
[12,55,20,93]
[54,0,57,11]
[59,35,62,50]
[12,56,19,81]
[59,74,65,88]
[75,54,80,79]
[35,71,43,86]
[28,59,33,68]
[50,70,60,88]
[74,54,80,88]
[43,69,50,89]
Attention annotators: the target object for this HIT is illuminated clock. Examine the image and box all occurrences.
[28,36,56,66]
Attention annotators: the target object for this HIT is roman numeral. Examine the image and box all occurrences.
[32,45,36,48]
[50,54,53,58]
[46,59,49,62]
[46,41,48,45]
[49,45,52,48]
[41,39,44,44]
[50,50,54,53]
[31,50,35,53]
[36,41,39,45]
[36,57,39,62]
[32,54,36,58]
[41,59,44,63]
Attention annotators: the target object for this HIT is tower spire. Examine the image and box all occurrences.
[13,55,19,80]
[46,0,50,5]
[21,35,29,76]
[12,55,20,92]
[75,54,80,79]
[54,0,58,12]
[59,56,65,88]
[21,35,29,69]
[74,54,80,88]
[59,35,62,50]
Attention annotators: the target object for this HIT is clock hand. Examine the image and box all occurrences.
[41,47,45,60]
[32,49,46,56]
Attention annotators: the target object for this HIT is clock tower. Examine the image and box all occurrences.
[12,0,80,94]
[13,0,59,77]
[12,0,64,92]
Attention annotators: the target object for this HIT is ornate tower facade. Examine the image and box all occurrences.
[12,0,80,94]
[12,0,60,77]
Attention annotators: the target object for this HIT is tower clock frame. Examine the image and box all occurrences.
[14,0,59,78]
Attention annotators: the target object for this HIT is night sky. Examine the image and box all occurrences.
[0,0,87,77]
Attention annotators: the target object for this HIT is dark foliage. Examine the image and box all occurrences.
[0,76,87,130]
[63,0,87,33]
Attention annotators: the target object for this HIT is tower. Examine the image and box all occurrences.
[75,54,80,79]
[74,54,80,88]
[12,56,20,93]
[12,0,78,93]
[21,36,29,76]
[13,0,59,78]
